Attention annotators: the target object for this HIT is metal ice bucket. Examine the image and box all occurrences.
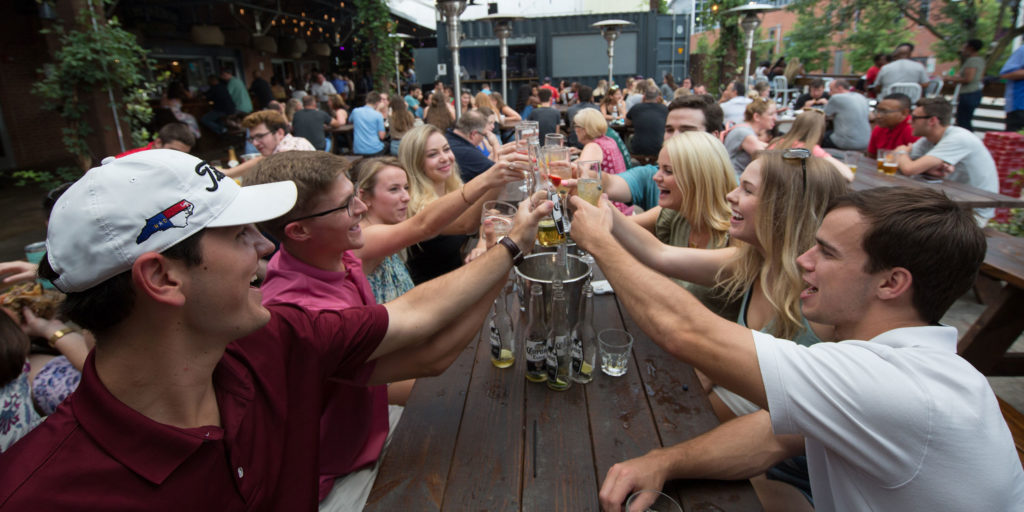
[514,252,592,326]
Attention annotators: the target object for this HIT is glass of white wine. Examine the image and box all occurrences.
[576,160,603,206]
[480,200,517,238]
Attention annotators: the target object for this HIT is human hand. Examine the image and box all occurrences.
[598,453,669,512]
[465,219,498,263]
[508,191,553,253]
[923,162,954,179]
[481,160,527,189]
[893,144,911,154]
[569,194,615,251]
[20,307,64,340]
[0,260,38,286]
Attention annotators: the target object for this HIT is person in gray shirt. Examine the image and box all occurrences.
[895,98,999,224]
[873,43,929,96]
[823,79,870,151]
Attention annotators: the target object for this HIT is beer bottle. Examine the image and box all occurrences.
[546,282,572,391]
[489,282,515,368]
[571,283,597,383]
[524,284,548,383]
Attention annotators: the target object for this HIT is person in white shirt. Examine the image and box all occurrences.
[569,185,1024,512]
[719,80,753,127]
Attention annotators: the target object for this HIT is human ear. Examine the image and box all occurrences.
[283,220,312,243]
[132,253,186,306]
[877,267,913,301]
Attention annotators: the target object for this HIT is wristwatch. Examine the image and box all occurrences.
[498,236,524,266]
[48,327,76,348]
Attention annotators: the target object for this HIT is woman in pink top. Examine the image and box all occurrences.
[574,108,632,214]
[767,110,854,181]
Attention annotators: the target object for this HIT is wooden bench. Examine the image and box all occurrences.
[958,230,1024,376]
[998,397,1024,469]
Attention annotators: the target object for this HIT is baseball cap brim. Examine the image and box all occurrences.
[208,180,297,228]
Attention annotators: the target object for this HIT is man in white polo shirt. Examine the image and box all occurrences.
[569,186,1024,512]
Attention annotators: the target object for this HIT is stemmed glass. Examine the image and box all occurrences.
[542,146,571,194]
[514,121,540,194]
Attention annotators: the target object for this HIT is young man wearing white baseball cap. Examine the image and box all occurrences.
[0,149,551,510]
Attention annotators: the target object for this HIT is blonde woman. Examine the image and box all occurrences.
[350,156,516,303]
[723,97,776,177]
[398,124,522,283]
[489,92,521,123]
[601,150,847,420]
[604,132,739,317]
[328,93,349,125]
[593,79,609,102]
[768,110,854,181]
[575,108,630,214]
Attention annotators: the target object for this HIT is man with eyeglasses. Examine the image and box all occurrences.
[243,150,540,509]
[227,110,316,178]
[894,97,998,224]
[866,93,918,158]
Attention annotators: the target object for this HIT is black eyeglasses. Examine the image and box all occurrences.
[783,148,811,194]
[288,195,359,222]
[247,131,273,143]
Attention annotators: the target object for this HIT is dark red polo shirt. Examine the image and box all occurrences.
[0,304,387,511]
[867,116,919,157]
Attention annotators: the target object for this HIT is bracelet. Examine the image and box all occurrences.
[498,236,525,266]
[459,186,471,205]
[47,327,77,348]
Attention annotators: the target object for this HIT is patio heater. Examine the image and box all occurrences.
[726,2,778,92]
[437,0,468,118]
[389,33,413,94]
[592,19,634,88]
[479,14,523,100]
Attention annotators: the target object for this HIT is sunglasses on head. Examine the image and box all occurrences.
[782,148,811,195]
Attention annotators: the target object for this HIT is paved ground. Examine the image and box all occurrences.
[2,182,1023,412]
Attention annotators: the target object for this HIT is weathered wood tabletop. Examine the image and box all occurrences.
[365,267,762,512]
[847,154,1024,209]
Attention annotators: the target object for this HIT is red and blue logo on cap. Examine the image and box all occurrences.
[136,200,195,244]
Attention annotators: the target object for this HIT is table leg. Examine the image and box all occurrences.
[958,285,1024,376]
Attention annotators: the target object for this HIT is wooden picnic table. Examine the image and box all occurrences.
[847,154,1024,209]
[364,266,762,511]
[958,230,1024,376]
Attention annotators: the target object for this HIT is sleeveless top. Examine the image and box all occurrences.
[367,253,415,304]
[593,135,632,215]
[737,285,821,347]
[654,209,740,321]
[407,234,469,285]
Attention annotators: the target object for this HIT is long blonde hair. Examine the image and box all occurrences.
[771,110,825,151]
[663,132,736,248]
[716,150,848,339]
[398,124,463,217]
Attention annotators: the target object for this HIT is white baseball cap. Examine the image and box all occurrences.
[46,149,297,292]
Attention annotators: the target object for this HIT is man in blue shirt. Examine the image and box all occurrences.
[1000,45,1024,132]
[351,92,388,155]
[603,94,724,211]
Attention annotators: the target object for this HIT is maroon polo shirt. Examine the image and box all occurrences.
[0,304,388,511]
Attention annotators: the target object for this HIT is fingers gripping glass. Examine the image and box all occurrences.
[783,148,811,195]
[289,196,358,222]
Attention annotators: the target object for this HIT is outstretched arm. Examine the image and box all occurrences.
[605,203,735,287]
[570,195,763,406]
[354,158,524,264]
[373,193,552,362]
[599,410,804,511]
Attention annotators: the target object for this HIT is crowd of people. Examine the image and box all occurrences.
[0,39,1023,511]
